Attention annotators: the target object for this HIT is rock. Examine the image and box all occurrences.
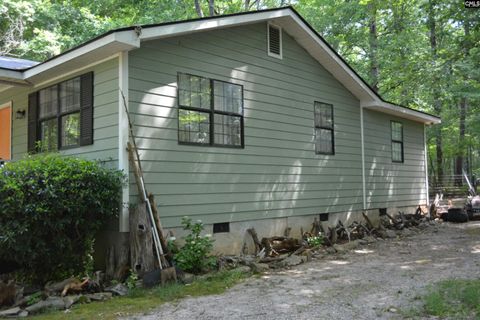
[182,273,195,284]
[84,292,112,302]
[233,266,251,274]
[0,306,21,317]
[105,283,128,296]
[333,240,360,253]
[249,263,270,273]
[363,236,377,244]
[63,295,81,309]
[385,229,397,239]
[325,246,337,254]
[17,310,28,317]
[273,255,305,268]
[402,228,413,237]
[25,296,66,314]
[301,249,313,262]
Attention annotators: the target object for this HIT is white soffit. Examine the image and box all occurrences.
[362,102,441,124]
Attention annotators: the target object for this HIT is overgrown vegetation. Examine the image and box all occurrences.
[0,154,124,283]
[422,279,480,319]
[31,269,248,320]
[173,217,216,274]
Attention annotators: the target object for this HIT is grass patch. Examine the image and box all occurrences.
[409,279,480,319]
[31,269,249,320]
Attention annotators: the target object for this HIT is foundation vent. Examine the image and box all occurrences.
[213,222,230,233]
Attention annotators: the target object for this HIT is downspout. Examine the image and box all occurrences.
[118,51,130,232]
[424,124,430,206]
[360,106,367,210]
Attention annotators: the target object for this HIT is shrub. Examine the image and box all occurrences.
[174,217,216,274]
[0,153,124,283]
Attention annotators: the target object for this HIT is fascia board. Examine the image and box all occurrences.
[362,102,441,124]
[139,9,292,41]
[23,31,140,80]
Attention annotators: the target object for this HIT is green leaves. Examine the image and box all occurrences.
[0,153,125,284]
[174,217,216,274]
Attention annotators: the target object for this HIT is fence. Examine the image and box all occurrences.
[429,174,477,197]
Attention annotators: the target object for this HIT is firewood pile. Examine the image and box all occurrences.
[219,208,435,272]
[0,273,129,317]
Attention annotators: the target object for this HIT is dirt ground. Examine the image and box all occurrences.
[128,221,480,320]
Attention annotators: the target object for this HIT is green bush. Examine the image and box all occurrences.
[174,217,216,274]
[0,154,124,283]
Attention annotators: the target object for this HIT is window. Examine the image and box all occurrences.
[314,101,334,154]
[267,23,282,59]
[177,73,244,148]
[28,72,93,152]
[391,121,404,162]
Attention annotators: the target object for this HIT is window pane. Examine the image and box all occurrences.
[39,86,58,119]
[214,114,242,146]
[60,78,81,113]
[178,74,210,109]
[315,128,333,154]
[40,119,58,151]
[61,113,80,147]
[213,81,243,114]
[314,102,333,129]
[392,141,403,162]
[392,122,402,141]
[178,109,210,144]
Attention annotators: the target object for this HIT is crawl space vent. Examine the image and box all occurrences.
[213,222,230,233]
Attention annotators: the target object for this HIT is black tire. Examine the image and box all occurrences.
[445,208,469,223]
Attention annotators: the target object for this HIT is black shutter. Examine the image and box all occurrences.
[27,92,38,153]
[80,72,94,146]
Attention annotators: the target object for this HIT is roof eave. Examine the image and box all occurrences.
[362,102,441,125]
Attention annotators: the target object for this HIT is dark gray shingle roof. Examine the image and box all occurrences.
[0,56,39,70]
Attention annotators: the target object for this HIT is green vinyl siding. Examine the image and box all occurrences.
[363,109,427,208]
[128,22,364,227]
[3,58,119,166]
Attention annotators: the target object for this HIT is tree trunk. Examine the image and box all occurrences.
[129,204,155,277]
[427,0,443,186]
[244,0,250,11]
[368,1,379,93]
[455,19,471,186]
[194,0,204,17]
[455,98,467,186]
[208,0,215,16]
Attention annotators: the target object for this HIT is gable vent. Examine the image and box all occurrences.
[267,23,282,59]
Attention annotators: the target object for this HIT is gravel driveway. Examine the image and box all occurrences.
[128,221,480,320]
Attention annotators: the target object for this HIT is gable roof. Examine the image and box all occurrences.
[0,6,440,124]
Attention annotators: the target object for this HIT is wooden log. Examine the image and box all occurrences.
[129,204,155,276]
[362,211,375,230]
[148,193,171,267]
[0,280,16,306]
[247,228,262,254]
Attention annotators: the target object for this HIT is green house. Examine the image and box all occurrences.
[0,7,440,253]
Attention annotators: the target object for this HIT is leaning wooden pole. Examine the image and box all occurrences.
[121,91,168,269]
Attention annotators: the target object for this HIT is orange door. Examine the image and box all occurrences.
[0,104,12,160]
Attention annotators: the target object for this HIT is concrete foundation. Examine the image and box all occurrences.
[164,206,420,255]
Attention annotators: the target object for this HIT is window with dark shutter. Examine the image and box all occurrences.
[391,121,404,162]
[267,23,282,59]
[27,72,94,152]
[314,101,334,155]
